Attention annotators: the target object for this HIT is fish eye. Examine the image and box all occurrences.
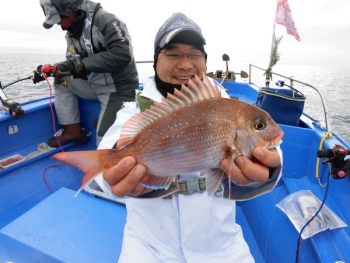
[255,122,265,130]
[253,116,266,130]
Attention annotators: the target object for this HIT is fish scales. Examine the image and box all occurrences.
[132,97,244,176]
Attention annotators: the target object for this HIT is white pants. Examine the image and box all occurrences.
[118,194,255,263]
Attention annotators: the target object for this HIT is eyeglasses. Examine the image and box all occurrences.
[160,51,206,61]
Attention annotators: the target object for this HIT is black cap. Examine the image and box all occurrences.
[154,12,206,52]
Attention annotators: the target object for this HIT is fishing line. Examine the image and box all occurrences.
[295,131,333,260]
[42,163,66,194]
[43,74,65,152]
[264,188,277,262]
[41,75,66,194]
[295,172,331,262]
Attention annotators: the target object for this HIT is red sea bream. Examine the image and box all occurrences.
[53,74,284,196]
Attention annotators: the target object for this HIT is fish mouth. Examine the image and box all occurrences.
[268,131,284,149]
[267,139,283,149]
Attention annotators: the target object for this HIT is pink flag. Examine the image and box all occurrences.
[276,0,301,42]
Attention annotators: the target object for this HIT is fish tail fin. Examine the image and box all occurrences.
[202,168,225,196]
[52,149,124,193]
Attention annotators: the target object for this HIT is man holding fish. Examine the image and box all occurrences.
[54,12,283,263]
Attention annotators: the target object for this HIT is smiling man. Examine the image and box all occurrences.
[152,15,208,96]
[93,12,283,263]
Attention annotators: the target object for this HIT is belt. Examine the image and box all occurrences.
[163,177,223,199]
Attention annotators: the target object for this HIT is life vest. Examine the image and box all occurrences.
[136,91,155,112]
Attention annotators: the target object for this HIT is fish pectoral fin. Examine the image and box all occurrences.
[139,173,178,190]
[201,168,225,196]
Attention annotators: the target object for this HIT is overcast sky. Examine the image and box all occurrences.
[1,0,350,68]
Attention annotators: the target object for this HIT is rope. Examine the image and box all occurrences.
[316,131,332,186]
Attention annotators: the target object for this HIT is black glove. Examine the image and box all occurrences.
[70,63,88,80]
[32,65,45,84]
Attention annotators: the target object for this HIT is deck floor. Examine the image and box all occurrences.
[0,188,126,263]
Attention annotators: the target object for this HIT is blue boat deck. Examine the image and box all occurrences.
[0,187,269,263]
[0,188,126,263]
[1,80,350,262]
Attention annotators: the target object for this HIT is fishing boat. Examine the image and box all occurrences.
[0,57,349,263]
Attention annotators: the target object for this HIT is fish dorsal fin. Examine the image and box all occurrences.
[168,74,221,105]
[117,73,221,149]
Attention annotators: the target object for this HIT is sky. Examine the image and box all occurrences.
[1,0,350,68]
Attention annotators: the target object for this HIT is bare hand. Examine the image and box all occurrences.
[221,147,280,185]
[105,147,280,196]
[103,156,151,197]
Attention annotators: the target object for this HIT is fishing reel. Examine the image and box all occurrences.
[40,64,74,78]
[40,64,71,87]
[317,143,350,179]
[0,81,25,118]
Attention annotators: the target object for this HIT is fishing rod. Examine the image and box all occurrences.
[1,76,32,90]
[0,60,151,118]
[0,65,71,118]
[0,77,32,118]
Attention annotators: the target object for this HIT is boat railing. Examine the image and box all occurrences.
[248,64,332,133]
[136,60,154,63]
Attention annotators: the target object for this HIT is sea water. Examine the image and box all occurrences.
[0,53,349,143]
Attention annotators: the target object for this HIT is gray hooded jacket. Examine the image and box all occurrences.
[51,0,138,96]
